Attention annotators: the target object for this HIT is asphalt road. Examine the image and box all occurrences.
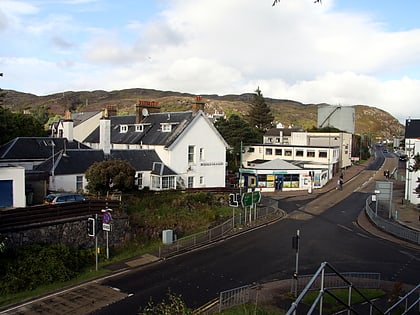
[92,183,420,314]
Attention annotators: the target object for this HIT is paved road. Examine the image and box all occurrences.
[87,164,419,314]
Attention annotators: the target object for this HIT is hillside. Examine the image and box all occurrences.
[2,88,404,139]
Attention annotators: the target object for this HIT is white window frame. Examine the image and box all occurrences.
[120,125,128,133]
[135,124,144,132]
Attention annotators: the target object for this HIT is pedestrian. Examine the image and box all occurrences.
[337,178,343,190]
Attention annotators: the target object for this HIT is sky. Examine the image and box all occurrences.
[1,0,420,124]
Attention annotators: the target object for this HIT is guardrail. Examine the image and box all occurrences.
[158,204,281,258]
[365,195,420,245]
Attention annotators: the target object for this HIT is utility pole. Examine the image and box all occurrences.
[292,229,300,298]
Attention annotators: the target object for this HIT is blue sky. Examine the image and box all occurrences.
[1,0,420,124]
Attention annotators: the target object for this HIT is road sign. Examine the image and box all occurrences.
[241,191,261,207]
[102,211,112,224]
[102,223,111,232]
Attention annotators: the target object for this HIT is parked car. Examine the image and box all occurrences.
[44,193,86,205]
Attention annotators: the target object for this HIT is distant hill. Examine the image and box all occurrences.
[2,88,404,140]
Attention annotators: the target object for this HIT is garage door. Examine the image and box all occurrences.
[0,180,13,208]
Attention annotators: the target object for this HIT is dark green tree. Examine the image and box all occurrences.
[409,153,420,197]
[246,87,274,136]
[85,159,136,195]
[0,107,47,145]
[215,114,259,170]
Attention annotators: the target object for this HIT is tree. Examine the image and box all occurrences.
[85,159,136,195]
[0,107,47,145]
[409,153,420,197]
[246,87,274,136]
[215,114,259,170]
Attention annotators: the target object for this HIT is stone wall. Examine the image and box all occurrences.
[3,213,132,250]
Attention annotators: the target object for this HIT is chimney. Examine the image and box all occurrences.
[135,100,160,123]
[62,110,74,142]
[105,105,117,117]
[99,114,111,155]
[192,96,205,114]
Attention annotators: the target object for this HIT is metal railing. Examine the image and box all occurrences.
[158,204,281,258]
[292,272,381,293]
[384,283,420,315]
[365,195,420,244]
[286,262,384,315]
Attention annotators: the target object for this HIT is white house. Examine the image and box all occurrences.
[263,128,352,169]
[0,165,26,208]
[51,109,103,142]
[83,98,229,189]
[404,119,420,205]
[35,149,176,193]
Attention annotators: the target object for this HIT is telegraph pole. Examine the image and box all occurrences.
[292,229,300,297]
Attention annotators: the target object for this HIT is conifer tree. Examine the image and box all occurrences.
[246,87,274,134]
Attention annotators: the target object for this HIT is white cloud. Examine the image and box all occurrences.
[1,0,420,123]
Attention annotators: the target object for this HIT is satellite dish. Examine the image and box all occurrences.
[142,108,149,116]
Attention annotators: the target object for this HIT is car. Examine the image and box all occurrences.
[44,193,86,205]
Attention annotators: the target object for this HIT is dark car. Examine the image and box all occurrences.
[44,193,85,205]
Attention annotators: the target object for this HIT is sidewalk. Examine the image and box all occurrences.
[270,158,420,233]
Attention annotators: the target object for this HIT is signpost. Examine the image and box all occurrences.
[101,208,113,260]
[241,191,261,207]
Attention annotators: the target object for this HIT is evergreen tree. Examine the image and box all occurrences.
[0,107,47,145]
[246,87,274,135]
[215,114,260,170]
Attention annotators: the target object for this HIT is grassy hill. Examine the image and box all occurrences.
[2,88,404,140]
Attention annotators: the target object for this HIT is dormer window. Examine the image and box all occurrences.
[135,124,144,132]
[161,123,172,132]
[120,125,128,133]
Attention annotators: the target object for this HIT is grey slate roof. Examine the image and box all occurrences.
[405,119,420,139]
[71,111,101,127]
[250,158,302,170]
[84,111,195,148]
[0,137,91,161]
[35,149,171,175]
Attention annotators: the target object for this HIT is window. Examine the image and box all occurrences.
[267,137,273,143]
[296,149,304,157]
[285,150,292,156]
[135,124,143,132]
[136,173,143,188]
[76,176,83,191]
[188,145,195,163]
[275,149,282,156]
[247,147,255,153]
[120,125,128,133]
[307,151,315,158]
[152,176,160,189]
[161,123,172,132]
[275,137,280,143]
[319,151,327,158]
[162,176,175,189]
[188,176,194,188]
[199,148,204,161]
[265,148,273,155]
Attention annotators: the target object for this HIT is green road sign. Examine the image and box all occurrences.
[241,191,261,207]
